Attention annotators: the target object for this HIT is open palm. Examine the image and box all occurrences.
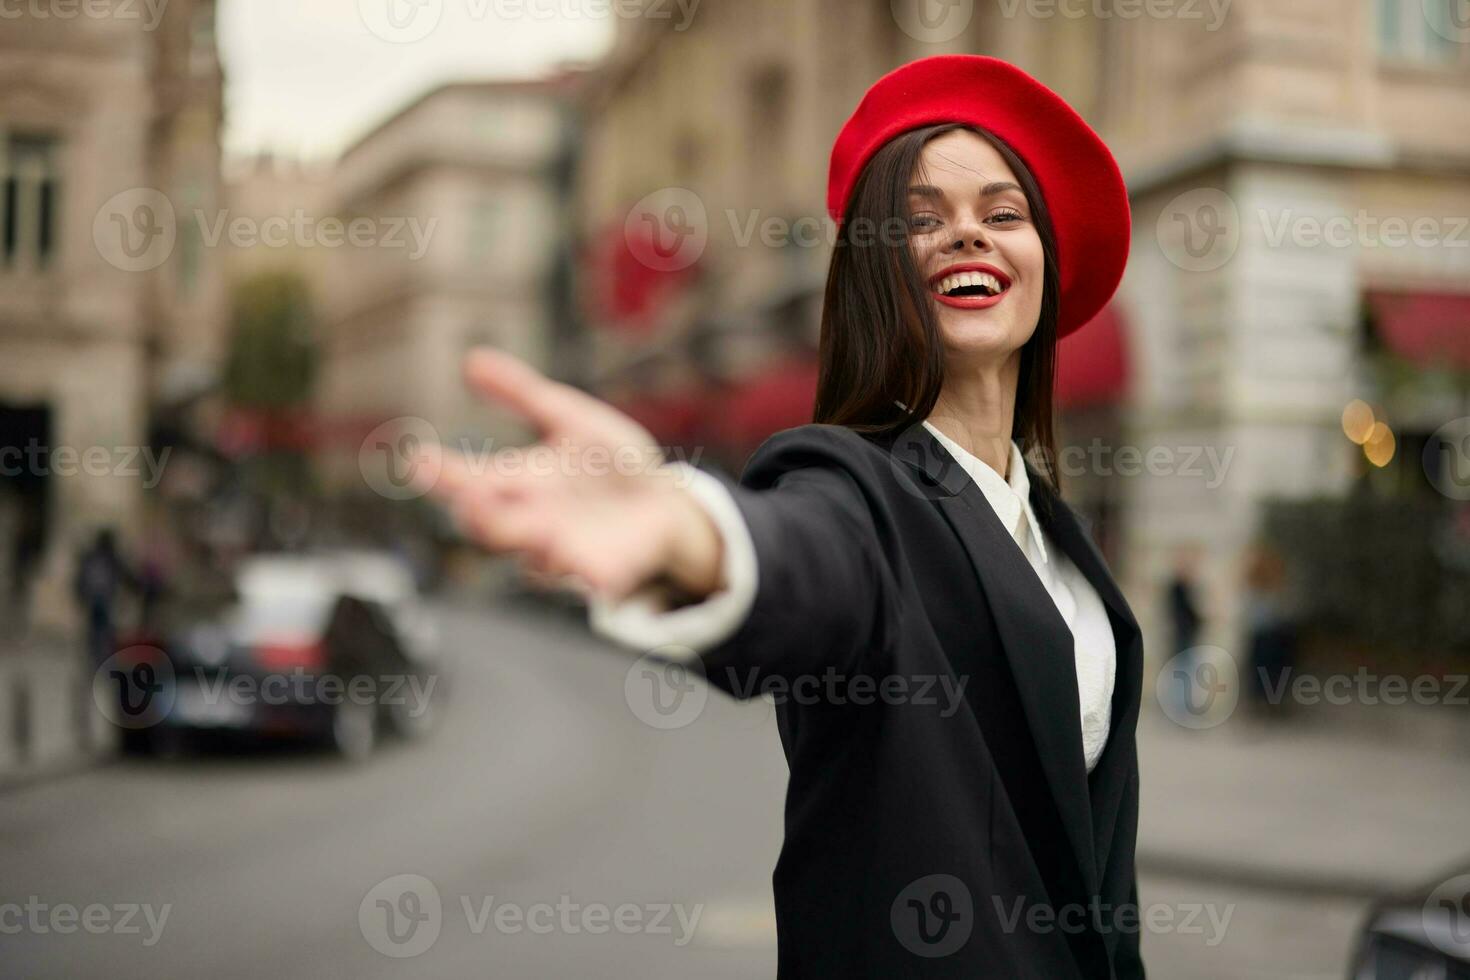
[412,348,720,603]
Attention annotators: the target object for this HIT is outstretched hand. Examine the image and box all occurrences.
[410,348,724,604]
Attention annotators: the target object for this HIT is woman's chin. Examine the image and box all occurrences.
[937,312,1029,360]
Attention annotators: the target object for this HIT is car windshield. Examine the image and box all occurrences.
[228,591,334,642]
[226,560,338,642]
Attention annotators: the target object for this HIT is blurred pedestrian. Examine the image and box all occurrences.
[1164,545,1205,716]
[72,528,138,665]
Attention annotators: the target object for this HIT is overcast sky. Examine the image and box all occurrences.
[218,0,615,162]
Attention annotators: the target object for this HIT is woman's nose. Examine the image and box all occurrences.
[946,216,991,252]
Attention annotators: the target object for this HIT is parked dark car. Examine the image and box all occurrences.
[118,551,442,760]
[1351,867,1470,979]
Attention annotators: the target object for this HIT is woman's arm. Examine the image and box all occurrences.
[587,462,761,656]
[590,432,902,697]
[414,349,900,695]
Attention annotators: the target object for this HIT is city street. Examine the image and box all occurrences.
[2,600,1464,978]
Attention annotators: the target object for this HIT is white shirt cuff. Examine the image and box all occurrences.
[586,463,758,661]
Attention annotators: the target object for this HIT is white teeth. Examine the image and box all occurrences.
[935,271,1005,297]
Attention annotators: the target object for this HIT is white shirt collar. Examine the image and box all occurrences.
[920,419,1050,565]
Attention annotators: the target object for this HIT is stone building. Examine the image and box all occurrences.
[575,0,1470,655]
[311,78,581,503]
[0,0,226,631]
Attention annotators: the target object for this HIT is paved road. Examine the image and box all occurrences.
[1,599,1450,978]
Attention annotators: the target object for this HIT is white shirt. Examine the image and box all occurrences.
[587,425,1116,772]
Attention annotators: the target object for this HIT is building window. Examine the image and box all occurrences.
[1376,0,1462,64]
[1,133,61,272]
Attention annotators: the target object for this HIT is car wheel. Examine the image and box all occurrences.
[330,700,378,761]
[386,686,438,740]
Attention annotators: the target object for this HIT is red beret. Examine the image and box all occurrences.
[827,55,1130,337]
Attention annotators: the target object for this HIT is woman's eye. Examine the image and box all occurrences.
[986,208,1024,224]
[909,214,941,230]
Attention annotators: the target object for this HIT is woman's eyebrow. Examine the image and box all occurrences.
[907,180,1024,199]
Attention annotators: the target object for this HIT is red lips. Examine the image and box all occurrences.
[928,262,1012,310]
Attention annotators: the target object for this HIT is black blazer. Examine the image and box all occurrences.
[689,423,1145,979]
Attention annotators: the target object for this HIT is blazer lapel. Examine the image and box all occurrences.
[1029,477,1145,885]
[1030,482,1137,634]
[889,425,1101,900]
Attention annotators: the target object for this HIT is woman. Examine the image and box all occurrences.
[419,55,1144,979]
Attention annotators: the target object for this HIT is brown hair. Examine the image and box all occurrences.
[812,123,1062,489]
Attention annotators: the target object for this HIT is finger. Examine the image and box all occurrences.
[452,487,558,555]
[419,443,556,506]
[463,347,607,437]
[526,516,658,603]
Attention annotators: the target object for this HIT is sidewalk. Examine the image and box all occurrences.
[1136,702,1470,899]
[0,632,114,790]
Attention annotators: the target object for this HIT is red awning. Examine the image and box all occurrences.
[1056,302,1129,410]
[614,388,708,448]
[215,409,388,457]
[584,215,700,333]
[1366,290,1470,370]
[713,357,819,453]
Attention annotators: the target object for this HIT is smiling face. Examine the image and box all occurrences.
[907,129,1046,366]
